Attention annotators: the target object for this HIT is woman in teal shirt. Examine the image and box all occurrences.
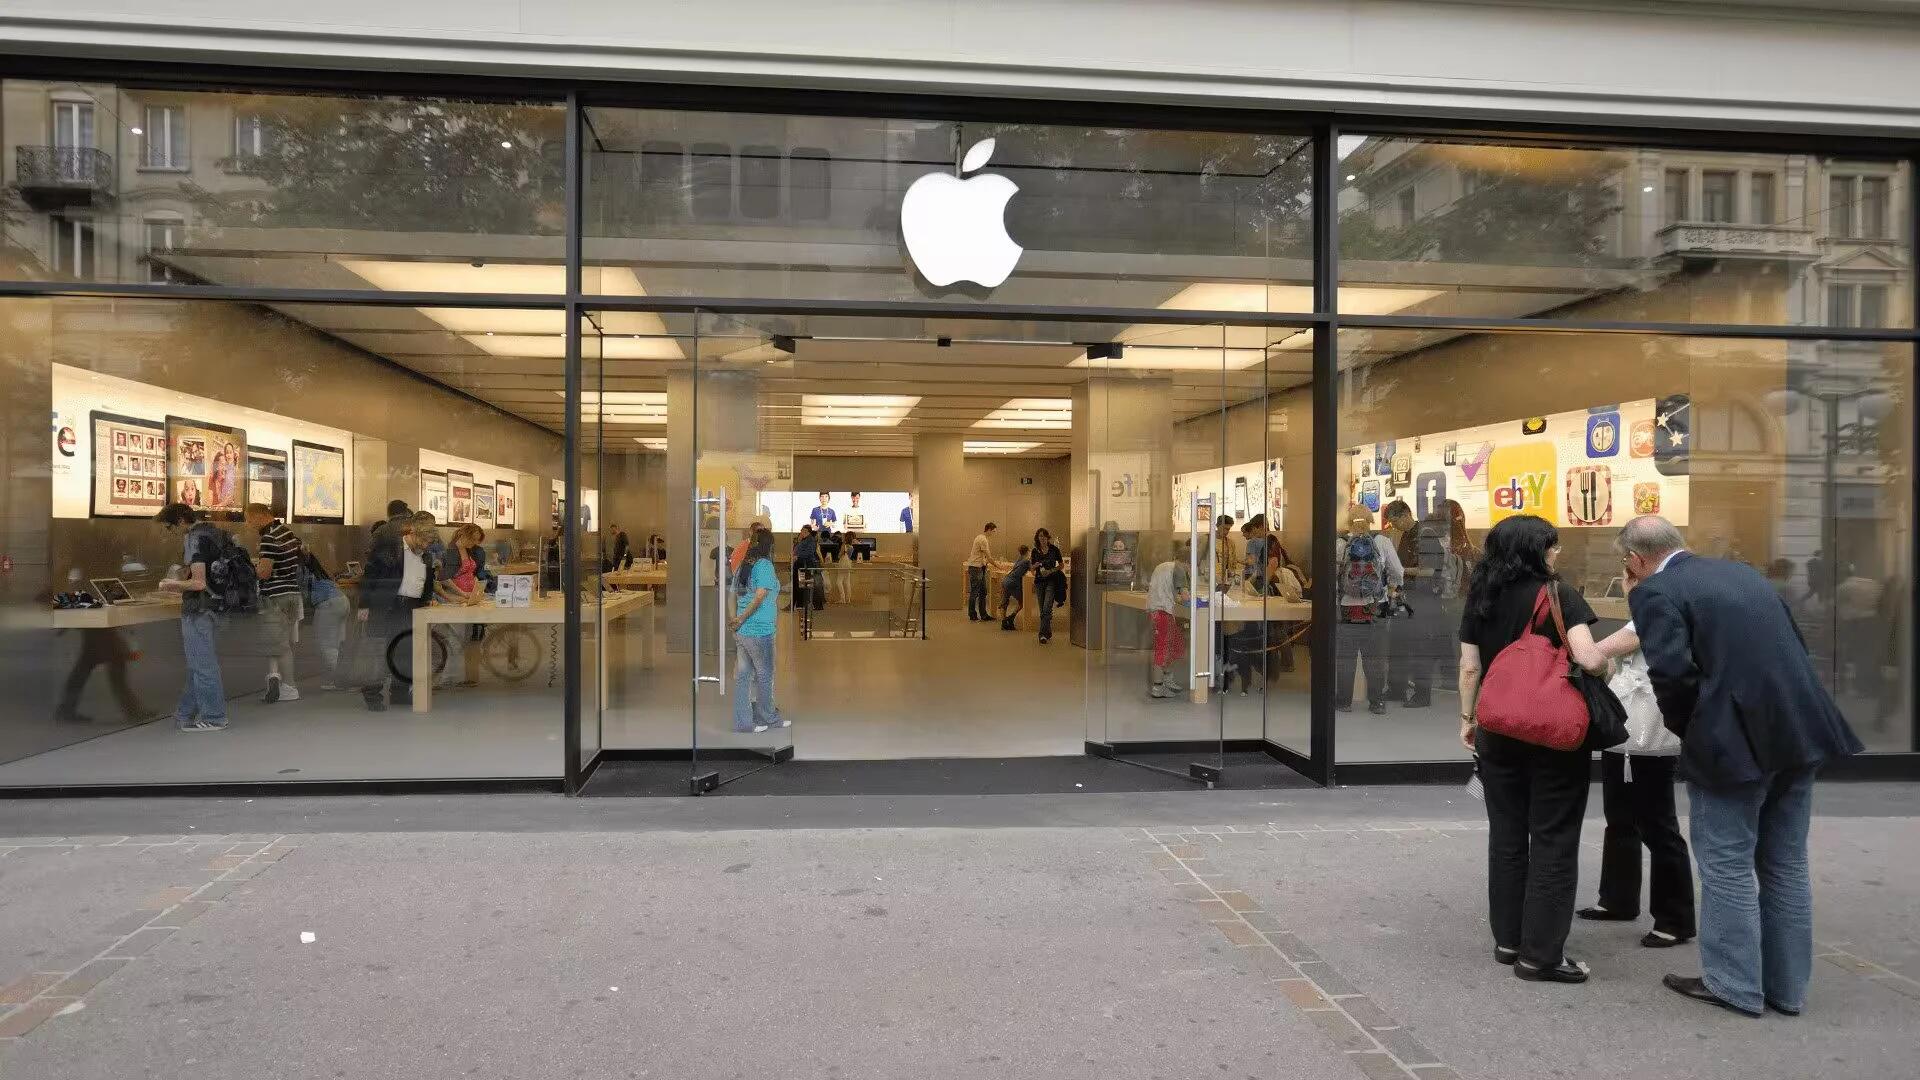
[728,530,788,733]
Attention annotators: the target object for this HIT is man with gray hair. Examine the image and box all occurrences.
[1620,514,1861,1017]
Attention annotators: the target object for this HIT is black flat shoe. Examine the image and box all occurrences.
[1514,958,1590,984]
[1576,906,1638,922]
[1663,974,1760,1017]
[1494,946,1518,966]
[1642,930,1693,948]
[1765,1000,1802,1017]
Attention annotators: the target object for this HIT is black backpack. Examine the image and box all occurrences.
[195,524,261,615]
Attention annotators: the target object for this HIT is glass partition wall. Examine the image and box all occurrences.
[1,71,1915,793]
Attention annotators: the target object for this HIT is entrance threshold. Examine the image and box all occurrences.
[577,751,1312,797]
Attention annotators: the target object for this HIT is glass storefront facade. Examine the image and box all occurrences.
[1,68,1913,792]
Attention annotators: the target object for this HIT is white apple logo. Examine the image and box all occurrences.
[901,137,1023,289]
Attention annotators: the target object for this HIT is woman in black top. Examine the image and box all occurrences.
[1458,514,1609,984]
[1030,528,1067,644]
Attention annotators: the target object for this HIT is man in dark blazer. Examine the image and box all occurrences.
[1620,514,1862,1018]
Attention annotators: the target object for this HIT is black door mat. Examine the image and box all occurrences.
[580,752,1313,797]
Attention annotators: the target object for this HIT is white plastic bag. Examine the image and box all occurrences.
[1607,650,1681,757]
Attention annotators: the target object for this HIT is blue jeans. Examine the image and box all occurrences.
[731,632,782,732]
[174,611,228,727]
[1688,766,1819,1014]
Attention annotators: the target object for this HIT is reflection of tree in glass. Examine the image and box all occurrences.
[185,97,563,234]
[1341,143,1625,267]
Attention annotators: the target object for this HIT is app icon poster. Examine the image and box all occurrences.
[1629,418,1656,458]
[1586,410,1621,458]
[1654,394,1691,476]
[1414,471,1448,521]
[1633,482,1661,515]
[1487,442,1558,525]
[1565,465,1613,526]
[1391,453,1413,485]
[1359,480,1382,512]
[1374,441,1396,479]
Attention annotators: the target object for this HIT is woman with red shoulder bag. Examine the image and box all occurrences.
[1457,514,1610,984]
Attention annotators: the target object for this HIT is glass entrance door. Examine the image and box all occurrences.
[688,312,795,791]
[1083,323,1236,784]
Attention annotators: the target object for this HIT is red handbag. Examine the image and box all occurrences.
[1475,584,1589,750]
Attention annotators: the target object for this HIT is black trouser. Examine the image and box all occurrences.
[1036,575,1062,639]
[1334,616,1386,707]
[1596,753,1696,937]
[1385,595,1446,701]
[966,566,988,620]
[358,601,422,702]
[1477,729,1592,969]
[56,628,145,721]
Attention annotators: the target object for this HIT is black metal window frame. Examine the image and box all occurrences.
[1,57,1915,793]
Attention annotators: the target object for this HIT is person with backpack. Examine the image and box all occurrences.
[246,502,305,704]
[1334,504,1404,714]
[302,549,352,691]
[156,502,255,732]
[1456,514,1610,983]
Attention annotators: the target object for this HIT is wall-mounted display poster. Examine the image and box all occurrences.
[447,469,474,525]
[474,486,496,530]
[247,446,288,519]
[494,481,517,528]
[90,411,167,518]
[1171,460,1285,533]
[762,490,912,535]
[1343,398,1689,531]
[290,439,347,524]
[696,452,792,530]
[167,416,247,518]
[420,470,450,524]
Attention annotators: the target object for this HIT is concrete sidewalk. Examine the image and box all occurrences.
[2,785,1915,1079]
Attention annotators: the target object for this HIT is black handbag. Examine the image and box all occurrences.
[1573,665,1630,752]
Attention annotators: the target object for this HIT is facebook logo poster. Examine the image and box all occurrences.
[1414,471,1448,522]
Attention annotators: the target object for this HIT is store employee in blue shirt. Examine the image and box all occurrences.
[809,491,837,532]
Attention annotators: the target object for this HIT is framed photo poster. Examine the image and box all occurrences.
[474,485,496,529]
[167,415,247,519]
[247,445,289,519]
[447,469,474,525]
[90,411,168,518]
[494,480,516,528]
[290,439,347,524]
[420,470,450,524]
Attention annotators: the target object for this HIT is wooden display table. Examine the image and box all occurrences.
[960,561,1070,631]
[409,590,655,713]
[604,566,668,591]
[50,596,181,630]
[1102,589,1311,703]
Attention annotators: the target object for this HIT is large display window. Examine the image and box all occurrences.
[0,70,1914,792]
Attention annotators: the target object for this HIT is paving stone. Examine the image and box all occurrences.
[221,861,270,881]
[1375,1026,1441,1067]
[105,928,175,959]
[149,901,217,929]
[0,997,79,1038]
[1275,978,1328,1009]
[1234,946,1298,978]
[47,959,129,997]
[119,835,187,846]
[1147,853,1179,870]
[1171,882,1214,901]
[191,881,240,901]
[0,837,65,846]
[1165,845,1205,860]
[1408,1068,1463,1080]
[1241,910,1286,932]
[1212,919,1266,947]
[0,974,61,1006]
[1304,1006,1378,1052]
[1820,952,1881,975]
[1295,961,1361,998]
[96,911,158,937]
[1348,1051,1413,1080]
[1336,995,1397,1030]
[1214,890,1261,912]
[206,856,250,870]
[140,886,198,910]
[1263,931,1321,962]
[1190,899,1234,919]
[1157,866,1198,886]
